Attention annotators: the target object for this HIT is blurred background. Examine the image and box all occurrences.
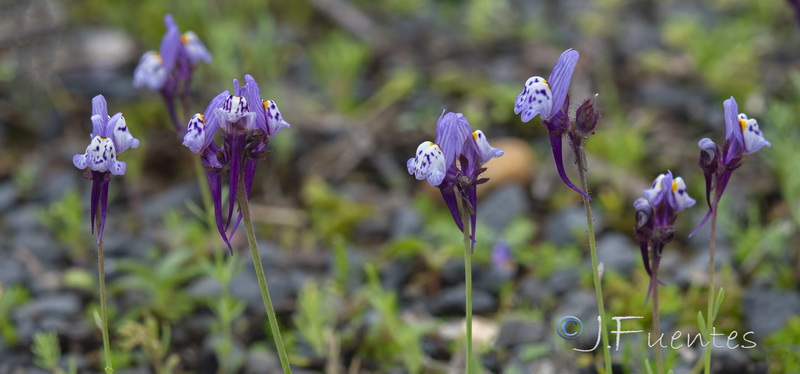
[1,0,799,372]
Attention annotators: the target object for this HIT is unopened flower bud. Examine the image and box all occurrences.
[575,95,600,136]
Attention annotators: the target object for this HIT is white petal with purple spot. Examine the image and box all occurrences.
[182,114,207,154]
[407,141,446,186]
[643,173,666,204]
[740,116,771,154]
[218,95,255,132]
[263,100,290,137]
[182,31,212,65]
[73,136,127,175]
[111,116,139,153]
[514,76,553,123]
[671,176,695,211]
[133,51,168,90]
[472,130,504,165]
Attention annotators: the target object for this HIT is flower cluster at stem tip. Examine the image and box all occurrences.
[182,74,290,253]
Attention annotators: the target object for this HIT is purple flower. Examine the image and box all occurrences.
[73,95,139,243]
[407,111,503,251]
[491,239,513,273]
[691,97,771,236]
[634,171,695,303]
[133,14,212,131]
[514,49,589,199]
[183,75,290,253]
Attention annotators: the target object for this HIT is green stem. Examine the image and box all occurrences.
[459,198,473,374]
[95,213,114,374]
[703,197,720,373]
[575,147,613,374]
[236,180,292,374]
[652,249,663,374]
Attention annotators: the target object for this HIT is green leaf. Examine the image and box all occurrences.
[712,288,725,322]
[697,311,707,335]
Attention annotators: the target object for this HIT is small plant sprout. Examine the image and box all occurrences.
[514,49,611,372]
[182,74,292,374]
[692,97,771,373]
[73,94,140,373]
[406,110,503,373]
[634,171,696,373]
[133,14,211,131]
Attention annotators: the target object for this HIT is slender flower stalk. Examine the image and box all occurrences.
[574,149,612,372]
[407,111,503,373]
[73,95,140,373]
[635,172,696,373]
[691,97,770,373]
[236,177,292,374]
[95,212,113,374]
[459,198,473,372]
[182,75,291,372]
[514,49,611,372]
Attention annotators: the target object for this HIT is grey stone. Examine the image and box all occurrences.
[496,319,546,348]
[543,206,603,245]
[244,347,281,374]
[390,206,423,239]
[141,182,199,220]
[594,232,638,275]
[187,276,222,299]
[546,269,580,297]
[552,291,600,351]
[40,171,77,203]
[673,246,731,288]
[0,182,16,211]
[430,287,497,316]
[13,293,80,320]
[0,254,28,286]
[479,183,530,234]
[517,276,548,306]
[742,287,800,339]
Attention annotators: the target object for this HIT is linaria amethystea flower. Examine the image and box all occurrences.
[691,97,771,235]
[407,111,504,251]
[73,95,140,242]
[133,14,211,131]
[634,171,695,302]
[183,74,290,252]
[514,49,591,199]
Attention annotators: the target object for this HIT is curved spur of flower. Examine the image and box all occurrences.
[514,49,588,200]
[216,94,256,233]
[181,31,212,65]
[73,95,139,242]
[407,141,447,186]
[633,197,654,279]
[514,49,579,123]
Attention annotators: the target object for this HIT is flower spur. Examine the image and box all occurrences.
[73,95,140,242]
[407,111,504,251]
[514,49,589,199]
[183,74,290,252]
[692,96,771,235]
